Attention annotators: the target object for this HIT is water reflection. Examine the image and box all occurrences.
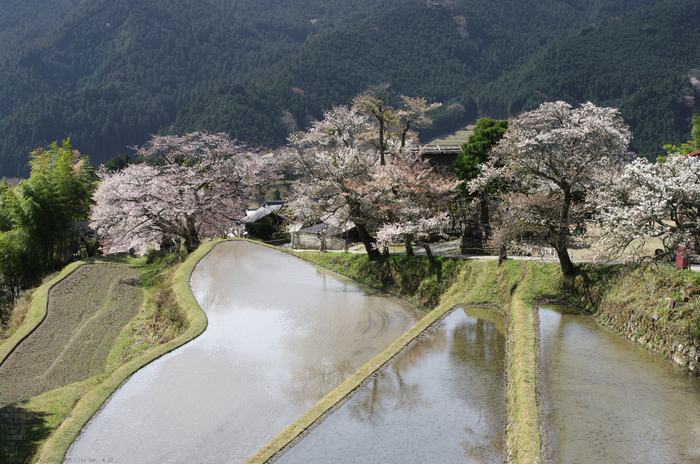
[539,306,700,463]
[67,241,422,463]
[275,307,506,464]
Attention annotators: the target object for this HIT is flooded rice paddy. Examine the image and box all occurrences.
[539,306,700,464]
[67,241,422,463]
[274,306,506,464]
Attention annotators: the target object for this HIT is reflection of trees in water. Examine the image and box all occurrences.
[347,325,449,424]
[450,314,506,463]
[450,317,506,378]
[460,422,497,464]
[288,358,358,405]
[346,366,431,425]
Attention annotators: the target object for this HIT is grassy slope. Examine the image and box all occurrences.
[0,263,143,407]
[35,240,217,463]
[0,261,85,364]
[0,239,219,464]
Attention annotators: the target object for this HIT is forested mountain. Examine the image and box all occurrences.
[0,0,84,57]
[0,0,309,175]
[0,0,685,177]
[478,0,700,156]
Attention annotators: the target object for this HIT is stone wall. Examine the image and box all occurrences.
[596,299,700,375]
[291,232,347,251]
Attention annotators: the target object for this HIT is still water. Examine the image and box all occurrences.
[67,241,422,463]
[275,306,506,464]
[539,306,700,464]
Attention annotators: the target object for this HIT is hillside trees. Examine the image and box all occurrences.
[1,0,686,178]
[470,101,631,277]
[0,140,96,306]
[90,132,279,254]
[477,0,700,156]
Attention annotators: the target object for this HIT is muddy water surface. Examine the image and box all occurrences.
[275,306,506,464]
[68,241,422,463]
[539,307,700,464]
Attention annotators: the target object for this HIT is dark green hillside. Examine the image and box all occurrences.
[477,0,700,155]
[0,0,304,175]
[172,2,484,143]
[0,0,676,176]
[168,83,289,148]
[210,0,414,36]
[0,0,83,56]
[170,0,672,145]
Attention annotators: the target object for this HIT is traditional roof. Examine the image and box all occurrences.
[242,202,288,224]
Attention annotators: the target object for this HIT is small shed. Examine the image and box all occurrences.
[241,201,288,239]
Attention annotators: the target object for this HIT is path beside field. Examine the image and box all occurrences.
[0,264,142,407]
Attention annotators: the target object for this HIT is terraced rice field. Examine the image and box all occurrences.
[0,264,142,407]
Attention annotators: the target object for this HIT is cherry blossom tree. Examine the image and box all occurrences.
[592,152,700,260]
[285,98,445,261]
[352,85,396,165]
[371,148,458,267]
[283,106,384,260]
[352,85,441,164]
[393,96,442,148]
[90,132,278,254]
[470,101,631,277]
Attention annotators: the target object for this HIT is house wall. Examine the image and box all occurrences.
[291,232,347,251]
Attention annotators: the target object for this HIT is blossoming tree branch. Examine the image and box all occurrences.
[90,132,279,254]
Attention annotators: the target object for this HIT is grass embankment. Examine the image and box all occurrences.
[0,240,218,464]
[253,252,562,464]
[0,264,142,407]
[294,252,464,309]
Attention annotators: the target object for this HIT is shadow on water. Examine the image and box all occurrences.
[274,307,506,464]
[0,403,52,464]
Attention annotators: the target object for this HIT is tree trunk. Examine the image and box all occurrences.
[417,240,438,270]
[356,222,380,261]
[184,216,200,252]
[405,235,414,257]
[479,198,489,226]
[555,186,576,278]
[497,242,507,267]
[379,119,386,165]
[554,243,577,278]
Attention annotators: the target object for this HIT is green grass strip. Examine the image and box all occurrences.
[0,261,85,365]
[505,267,542,464]
[35,239,220,463]
[245,297,456,464]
